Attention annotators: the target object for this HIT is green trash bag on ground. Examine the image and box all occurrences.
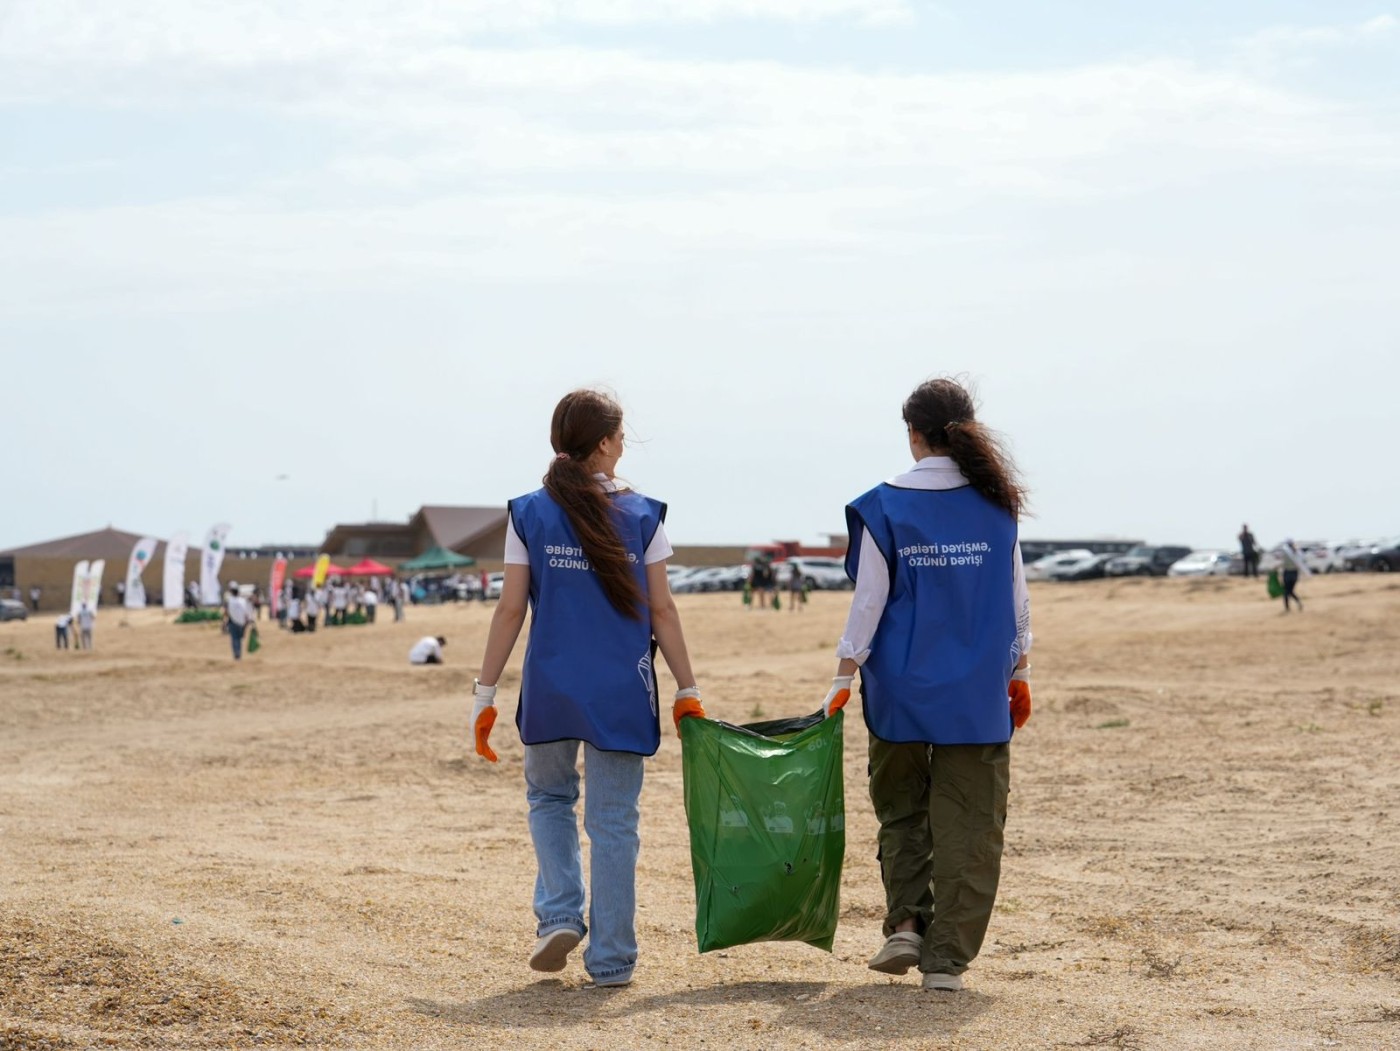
[680,709,845,953]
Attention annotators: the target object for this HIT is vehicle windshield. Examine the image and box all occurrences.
[1124,546,1153,558]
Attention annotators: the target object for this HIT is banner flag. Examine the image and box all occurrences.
[163,531,189,610]
[70,560,90,617]
[83,560,106,614]
[311,554,331,588]
[124,536,159,610]
[269,558,287,618]
[200,523,232,605]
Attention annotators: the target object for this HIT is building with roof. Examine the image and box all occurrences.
[319,506,510,562]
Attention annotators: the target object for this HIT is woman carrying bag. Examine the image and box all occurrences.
[471,388,703,989]
[823,376,1032,993]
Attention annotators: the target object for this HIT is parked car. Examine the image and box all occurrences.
[1337,538,1383,571]
[485,572,504,600]
[1348,536,1400,572]
[0,598,28,622]
[1167,550,1234,577]
[1048,553,1118,581]
[672,565,747,593]
[774,556,852,591]
[1104,545,1192,577]
[1024,549,1095,582]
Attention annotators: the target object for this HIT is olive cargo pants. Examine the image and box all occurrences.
[867,733,1010,975]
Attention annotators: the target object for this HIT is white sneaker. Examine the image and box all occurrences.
[867,931,923,975]
[529,928,581,972]
[921,971,964,992]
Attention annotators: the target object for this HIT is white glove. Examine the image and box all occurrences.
[472,679,499,762]
[823,675,853,718]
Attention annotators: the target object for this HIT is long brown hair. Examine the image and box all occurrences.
[902,377,1027,520]
[543,389,645,619]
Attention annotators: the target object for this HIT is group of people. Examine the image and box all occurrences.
[466,381,1032,994]
[744,559,807,611]
[276,577,411,634]
[53,604,95,650]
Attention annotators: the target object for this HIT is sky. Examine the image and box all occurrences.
[3,1,1398,553]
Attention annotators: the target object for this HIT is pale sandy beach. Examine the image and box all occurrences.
[2,576,1398,1050]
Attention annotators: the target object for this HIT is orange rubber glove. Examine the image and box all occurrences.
[822,675,853,718]
[672,687,705,736]
[472,679,499,762]
[1008,676,1031,730]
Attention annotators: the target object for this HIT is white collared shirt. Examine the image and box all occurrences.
[836,456,1032,664]
[504,474,674,565]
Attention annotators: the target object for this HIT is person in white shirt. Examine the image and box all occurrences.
[54,612,72,650]
[330,582,349,625]
[224,585,255,660]
[409,635,446,665]
[75,604,95,650]
[362,586,378,623]
[304,589,320,632]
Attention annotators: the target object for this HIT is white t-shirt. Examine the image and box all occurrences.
[504,475,673,566]
[363,589,378,606]
[226,596,253,626]
[409,636,443,664]
[76,607,95,630]
[331,585,348,610]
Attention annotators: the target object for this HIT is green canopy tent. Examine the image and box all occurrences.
[398,546,476,572]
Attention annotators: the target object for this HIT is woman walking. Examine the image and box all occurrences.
[823,377,1032,993]
[471,388,704,988]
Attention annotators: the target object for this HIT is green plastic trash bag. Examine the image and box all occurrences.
[680,710,845,953]
[1266,569,1282,599]
[247,628,261,654]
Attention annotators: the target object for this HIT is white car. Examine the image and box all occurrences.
[775,556,852,591]
[486,572,504,600]
[1167,550,1234,577]
[1024,549,1094,582]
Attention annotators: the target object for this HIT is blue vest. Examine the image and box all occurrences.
[509,488,666,756]
[844,483,1018,745]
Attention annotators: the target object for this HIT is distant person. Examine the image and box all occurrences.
[827,376,1031,995]
[1238,524,1259,578]
[224,586,254,660]
[788,561,804,612]
[470,387,701,989]
[304,588,320,632]
[750,558,769,609]
[330,581,349,625]
[115,580,126,606]
[363,586,378,623]
[76,603,95,650]
[54,611,71,649]
[409,635,446,665]
[1277,538,1309,613]
[29,585,41,612]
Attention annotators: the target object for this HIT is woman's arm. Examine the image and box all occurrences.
[477,564,530,685]
[646,560,696,689]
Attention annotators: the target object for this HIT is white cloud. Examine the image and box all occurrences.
[1238,13,1399,72]
[0,0,913,69]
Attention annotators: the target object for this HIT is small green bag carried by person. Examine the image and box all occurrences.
[1266,569,1282,599]
[247,627,261,654]
[680,710,845,953]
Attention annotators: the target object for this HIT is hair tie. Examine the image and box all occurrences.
[555,452,570,462]
[944,420,965,433]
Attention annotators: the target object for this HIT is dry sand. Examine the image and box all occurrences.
[1,576,1398,1050]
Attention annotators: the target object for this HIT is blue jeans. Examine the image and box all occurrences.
[523,739,645,983]
[229,621,246,659]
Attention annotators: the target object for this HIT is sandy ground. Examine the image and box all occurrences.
[1,575,1398,1051]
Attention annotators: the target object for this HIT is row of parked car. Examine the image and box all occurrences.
[668,557,854,594]
[1026,536,1400,582]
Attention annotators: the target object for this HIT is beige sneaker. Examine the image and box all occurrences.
[921,971,964,992]
[529,928,581,972]
[867,931,923,975]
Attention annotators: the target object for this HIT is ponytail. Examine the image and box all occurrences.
[902,378,1028,520]
[543,391,646,620]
